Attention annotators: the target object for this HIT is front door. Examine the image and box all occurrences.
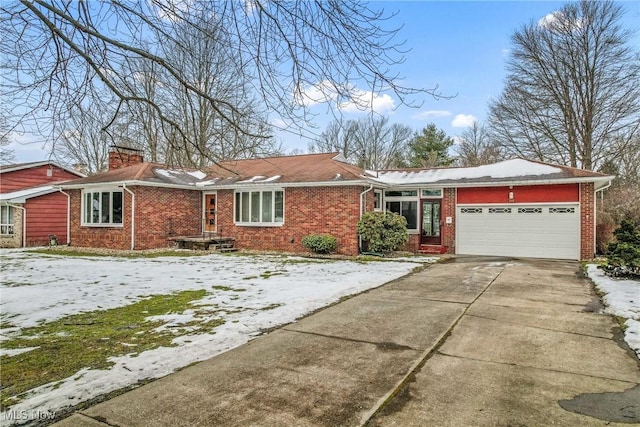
[421,200,441,245]
[204,193,217,233]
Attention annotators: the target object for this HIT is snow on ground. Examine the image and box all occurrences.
[0,249,426,425]
[586,264,640,358]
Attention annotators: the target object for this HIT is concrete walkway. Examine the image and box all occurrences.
[54,258,640,426]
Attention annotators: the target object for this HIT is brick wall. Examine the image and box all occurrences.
[69,187,201,250]
[0,206,23,248]
[442,188,456,254]
[217,186,365,256]
[108,152,144,171]
[580,182,595,260]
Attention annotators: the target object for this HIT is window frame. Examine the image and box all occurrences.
[234,188,284,227]
[373,190,383,211]
[384,188,419,233]
[1,205,15,235]
[81,189,124,227]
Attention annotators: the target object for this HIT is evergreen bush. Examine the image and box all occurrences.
[301,234,338,254]
[604,219,640,278]
[357,211,409,253]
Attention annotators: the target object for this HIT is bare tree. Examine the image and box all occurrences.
[0,111,15,164]
[2,1,436,163]
[455,121,503,166]
[309,116,412,169]
[487,0,640,170]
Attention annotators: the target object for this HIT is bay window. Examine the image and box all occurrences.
[82,190,123,226]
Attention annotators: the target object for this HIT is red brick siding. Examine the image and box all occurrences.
[217,186,365,256]
[69,187,201,250]
[25,193,69,246]
[0,165,81,192]
[442,188,456,254]
[580,182,595,260]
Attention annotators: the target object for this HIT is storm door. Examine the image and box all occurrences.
[421,200,441,245]
[204,193,217,233]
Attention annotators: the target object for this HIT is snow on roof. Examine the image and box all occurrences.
[154,168,208,184]
[371,159,563,185]
[236,175,282,184]
[0,185,57,203]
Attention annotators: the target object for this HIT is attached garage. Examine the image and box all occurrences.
[373,159,614,261]
[456,204,579,259]
[455,183,582,260]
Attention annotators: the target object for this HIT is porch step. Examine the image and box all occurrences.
[418,245,447,254]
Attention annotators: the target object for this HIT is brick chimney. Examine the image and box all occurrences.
[109,146,144,170]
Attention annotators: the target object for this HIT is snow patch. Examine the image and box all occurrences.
[0,250,422,422]
[586,264,640,357]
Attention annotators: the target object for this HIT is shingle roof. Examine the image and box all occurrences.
[60,155,613,190]
[61,153,367,188]
[370,158,612,187]
[202,153,364,185]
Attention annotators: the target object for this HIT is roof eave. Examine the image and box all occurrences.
[59,180,201,190]
[379,175,615,189]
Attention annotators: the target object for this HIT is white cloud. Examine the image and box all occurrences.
[451,114,477,128]
[412,110,452,120]
[538,10,584,32]
[339,90,395,114]
[294,80,338,107]
[294,81,395,114]
[501,48,510,57]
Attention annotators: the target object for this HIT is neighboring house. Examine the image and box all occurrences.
[59,148,612,260]
[0,161,85,247]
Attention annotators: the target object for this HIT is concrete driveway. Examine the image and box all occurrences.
[55,258,640,427]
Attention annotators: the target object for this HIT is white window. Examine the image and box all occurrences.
[82,190,123,226]
[1,206,14,235]
[385,189,419,231]
[374,190,383,211]
[421,188,443,198]
[234,189,284,226]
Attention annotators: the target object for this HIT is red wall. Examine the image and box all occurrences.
[25,192,69,246]
[457,184,579,204]
[1,165,81,192]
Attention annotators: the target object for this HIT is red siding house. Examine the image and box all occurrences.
[0,162,84,247]
[59,149,612,260]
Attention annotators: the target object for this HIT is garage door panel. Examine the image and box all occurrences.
[457,204,579,260]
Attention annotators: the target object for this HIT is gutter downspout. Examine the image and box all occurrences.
[122,184,135,251]
[7,203,26,247]
[359,185,374,253]
[58,189,71,245]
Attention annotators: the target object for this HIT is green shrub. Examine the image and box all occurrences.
[357,211,409,253]
[603,219,640,278]
[301,234,338,254]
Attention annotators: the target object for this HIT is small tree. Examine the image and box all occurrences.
[605,220,640,277]
[357,212,409,253]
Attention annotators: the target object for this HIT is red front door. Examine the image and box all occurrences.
[421,200,442,245]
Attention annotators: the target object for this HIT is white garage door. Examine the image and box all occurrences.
[456,204,580,260]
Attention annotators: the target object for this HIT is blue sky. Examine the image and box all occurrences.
[276,0,640,153]
[8,1,640,162]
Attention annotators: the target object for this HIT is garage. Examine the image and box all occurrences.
[456,204,580,259]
